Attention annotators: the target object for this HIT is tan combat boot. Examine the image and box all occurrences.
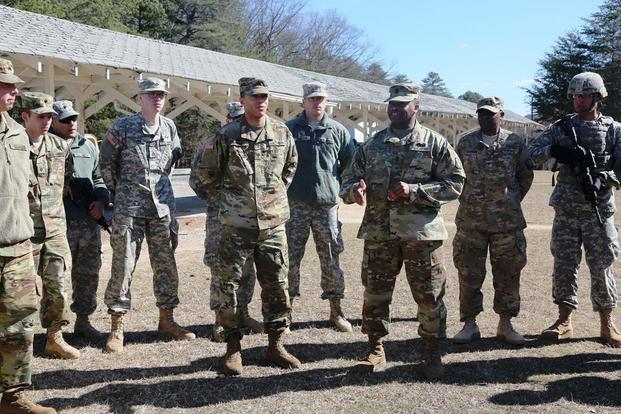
[105,314,124,353]
[354,335,387,373]
[212,312,225,343]
[240,305,264,334]
[329,298,353,333]
[496,316,526,345]
[158,308,196,341]
[541,305,573,340]
[0,389,57,414]
[265,329,301,369]
[74,314,103,341]
[453,317,480,344]
[44,323,80,359]
[222,333,243,376]
[422,337,444,380]
[599,309,621,348]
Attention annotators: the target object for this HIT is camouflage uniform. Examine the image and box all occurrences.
[341,121,465,339]
[100,111,182,315]
[192,111,297,338]
[529,114,621,310]
[454,127,533,321]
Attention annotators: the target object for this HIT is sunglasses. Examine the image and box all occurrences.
[59,116,78,124]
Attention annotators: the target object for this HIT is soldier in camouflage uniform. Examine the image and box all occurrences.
[285,82,356,332]
[21,92,79,361]
[0,58,57,414]
[189,101,262,343]
[51,100,110,342]
[529,72,621,347]
[193,78,300,375]
[341,83,465,379]
[453,97,533,346]
[100,77,195,353]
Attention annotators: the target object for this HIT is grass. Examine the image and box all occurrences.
[28,172,621,413]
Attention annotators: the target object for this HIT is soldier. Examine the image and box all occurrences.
[452,97,533,345]
[285,82,356,332]
[0,58,57,414]
[21,92,79,360]
[529,72,621,347]
[100,77,195,353]
[189,101,262,343]
[193,77,299,376]
[340,83,465,379]
[51,100,110,342]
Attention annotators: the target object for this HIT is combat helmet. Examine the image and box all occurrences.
[567,72,607,99]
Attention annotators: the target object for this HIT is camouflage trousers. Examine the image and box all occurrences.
[453,228,526,321]
[215,224,291,338]
[0,252,37,393]
[32,234,72,328]
[67,218,102,316]
[104,214,180,315]
[286,201,345,299]
[551,208,619,310]
[204,206,256,310]
[361,240,447,339]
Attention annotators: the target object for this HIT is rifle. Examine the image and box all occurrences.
[561,116,604,226]
[69,177,112,233]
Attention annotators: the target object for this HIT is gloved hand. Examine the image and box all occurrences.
[171,147,183,168]
[593,171,621,191]
[550,144,586,165]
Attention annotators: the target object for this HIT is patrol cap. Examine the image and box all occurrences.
[0,58,24,84]
[385,83,420,102]
[226,101,244,118]
[476,96,504,114]
[303,81,328,98]
[139,77,168,94]
[52,100,79,120]
[21,92,56,114]
[239,77,269,96]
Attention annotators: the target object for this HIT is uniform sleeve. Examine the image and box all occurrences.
[337,127,357,180]
[90,143,110,204]
[189,138,211,200]
[281,129,298,188]
[99,122,123,195]
[340,144,366,204]
[611,123,621,180]
[193,132,226,194]
[528,124,560,166]
[517,137,534,200]
[63,141,74,197]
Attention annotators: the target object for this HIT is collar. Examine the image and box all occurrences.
[239,116,273,142]
[299,112,328,129]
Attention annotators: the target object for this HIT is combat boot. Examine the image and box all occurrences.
[354,335,386,373]
[453,318,480,344]
[105,314,124,353]
[240,305,264,334]
[496,316,525,345]
[541,305,573,341]
[422,337,444,380]
[0,389,57,414]
[158,308,196,341]
[212,312,225,343]
[222,333,243,376]
[44,323,80,359]
[265,329,301,369]
[599,309,621,348]
[329,298,353,333]
[74,314,104,341]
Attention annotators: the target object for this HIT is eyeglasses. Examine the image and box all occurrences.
[143,92,166,100]
[59,116,78,124]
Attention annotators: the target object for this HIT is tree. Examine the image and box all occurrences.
[458,91,483,103]
[391,74,411,84]
[420,71,453,98]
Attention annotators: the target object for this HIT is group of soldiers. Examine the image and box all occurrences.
[1,51,620,412]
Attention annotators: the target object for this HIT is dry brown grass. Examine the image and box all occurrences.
[28,171,621,413]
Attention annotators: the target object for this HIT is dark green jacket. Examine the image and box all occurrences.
[286,113,356,205]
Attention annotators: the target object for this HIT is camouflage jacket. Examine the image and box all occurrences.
[29,132,73,241]
[192,116,298,230]
[0,112,35,256]
[455,128,533,232]
[341,122,465,241]
[529,114,621,213]
[100,113,180,218]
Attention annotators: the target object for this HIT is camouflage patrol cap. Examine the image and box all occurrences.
[21,92,56,114]
[0,58,24,84]
[385,83,420,102]
[52,100,79,120]
[139,77,168,94]
[226,101,244,118]
[303,81,328,98]
[239,77,269,96]
[476,96,504,114]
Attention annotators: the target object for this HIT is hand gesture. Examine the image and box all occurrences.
[354,179,366,206]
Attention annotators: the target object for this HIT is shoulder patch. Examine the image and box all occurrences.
[106,132,119,148]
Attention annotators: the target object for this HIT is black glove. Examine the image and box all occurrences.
[171,147,183,168]
[593,171,621,192]
[550,144,586,165]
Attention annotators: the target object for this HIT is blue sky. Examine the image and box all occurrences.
[306,0,604,116]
